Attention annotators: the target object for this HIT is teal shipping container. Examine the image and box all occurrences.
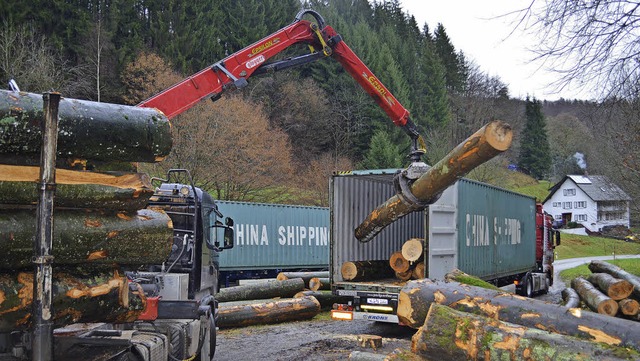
[215,201,329,273]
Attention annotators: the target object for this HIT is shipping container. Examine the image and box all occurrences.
[331,170,537,285]
[215,201,329,285]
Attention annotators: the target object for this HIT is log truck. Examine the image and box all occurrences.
[0,9,448,361]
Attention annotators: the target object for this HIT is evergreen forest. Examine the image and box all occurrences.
[0,0,638,223]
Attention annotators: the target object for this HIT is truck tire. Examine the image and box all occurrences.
[195,312,216,361]
[525,274,533,298]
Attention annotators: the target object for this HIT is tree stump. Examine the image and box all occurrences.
[357,334,383,351]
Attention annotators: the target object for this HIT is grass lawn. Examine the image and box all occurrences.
[554,233,640,260]
[559,259,640,283]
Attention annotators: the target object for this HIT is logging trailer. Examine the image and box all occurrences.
[0,9,464,361]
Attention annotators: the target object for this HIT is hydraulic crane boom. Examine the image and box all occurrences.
[138,10,425,156]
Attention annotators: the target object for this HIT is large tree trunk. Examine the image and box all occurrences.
[216,278,305,303]
[0,269,146,332]
[587,273,634,300]
[572,277,619,316]
[561,287,581,308]
[589,260,640,299]
[0,208,173,268]
[0,165,153,210]
[294,290,351,309]
[397,279,640,350]
[0,89,172,165]
[341,261,394,281]
[355,121,512,243]
[412,303,639,361]
[216,296,320,328]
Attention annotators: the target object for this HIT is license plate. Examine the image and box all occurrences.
[367,298,388,305]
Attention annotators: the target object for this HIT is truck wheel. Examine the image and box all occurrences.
[525,275,533,298]
[196,312,216,361]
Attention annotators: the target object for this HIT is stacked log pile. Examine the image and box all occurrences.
[0,90,174,330]
[561,260,640,320]
[341,238,426,283]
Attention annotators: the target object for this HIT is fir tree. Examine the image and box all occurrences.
[518,97,551,179]
[359,130,404,169]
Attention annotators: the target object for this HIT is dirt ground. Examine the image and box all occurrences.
[215,288,562,361]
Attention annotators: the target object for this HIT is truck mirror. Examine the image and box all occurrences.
[224,218,234,249]
[555,230,561,246]
[208,218,234,251]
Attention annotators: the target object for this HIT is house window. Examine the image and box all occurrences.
[563,188,576,196]
[575,214,587,222]
[563,202,572,209]
[574,201,586,209]
[552,202,561,207]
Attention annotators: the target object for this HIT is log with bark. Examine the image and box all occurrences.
[444,268,503,292]
[561,287,581,308]
[0,165,154,211]
[411,303,640,361]
[341,261,394,281]
[571,277,619,316]
[401,238,424,263]
[216,278,305,303]
[0,89,172,165]
[0,269,146,332]
[389,252,410,273]
[618,298,640,317]
[589,260,640,299]
[355,121,512,243]
[396,279,640,350]
[411,262,425,280]
[587,273,634,300]
[308,277,330,291]
[0,208,173,268]
[294,290,351,309]
[276,271,329,287]
[216,296,320,328]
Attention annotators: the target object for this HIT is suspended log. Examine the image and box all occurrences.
[276,271,329,286]
[341,261,394,282]
[0,165,153,210]
[572,277,618,316]
[411,262,425,280]
[355,121,512,243]
[0,208,173,269]
[389,252,410,273]
[216,278,305,303]
[308,277,330,291]
[619,299,640,317]
[216,296,320,328]
[401,238,424,263]
[587,273,633,300]
[561,287,581,309]
[412,303,639,361]
[0,89,172,165]
[589,260,640,299]
[396,279,640,350]
[395,270,412,281]
[294,290,351,309]
[0,269,146,332]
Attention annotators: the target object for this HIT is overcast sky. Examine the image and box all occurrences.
[398,1,591,101]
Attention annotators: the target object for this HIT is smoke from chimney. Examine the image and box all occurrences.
[574,152,587,171]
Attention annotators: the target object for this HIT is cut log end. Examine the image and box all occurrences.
[598,299,619,316]
[341,262,358,281]
[619,299,640,317]
[389,252,410,273]
[401,238,424,262]
[485,120,513,151]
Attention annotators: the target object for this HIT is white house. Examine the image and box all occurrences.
[543,175,631,233]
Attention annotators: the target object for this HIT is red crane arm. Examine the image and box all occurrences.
[138,10,422,149]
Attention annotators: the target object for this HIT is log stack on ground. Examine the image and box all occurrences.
[589,260,640,299]
[411,303,639,361]
[571,277,619,316]
[341,260,394,281]
[396,278,640,351]
[216,296,320,328]
[216,278,306,302]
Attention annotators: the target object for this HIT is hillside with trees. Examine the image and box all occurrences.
[0,0,637,223]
